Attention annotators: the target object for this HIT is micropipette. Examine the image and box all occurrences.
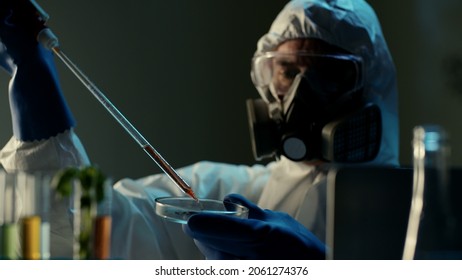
[50,47,199,202]
[23,0,199,202]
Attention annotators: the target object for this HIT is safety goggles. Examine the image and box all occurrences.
[251,52,364,99]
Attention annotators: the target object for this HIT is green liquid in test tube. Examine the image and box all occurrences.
[1,224,19,260]
[1,172,20,260]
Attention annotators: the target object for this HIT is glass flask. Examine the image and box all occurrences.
[403,125,460,259]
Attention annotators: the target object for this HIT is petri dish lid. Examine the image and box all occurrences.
[155,197,249,224]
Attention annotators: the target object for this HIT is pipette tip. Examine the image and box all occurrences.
[185,189,200,203]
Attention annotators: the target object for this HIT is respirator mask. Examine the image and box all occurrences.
[247,51,382,163]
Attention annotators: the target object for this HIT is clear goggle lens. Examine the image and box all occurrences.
[251,52,364,98]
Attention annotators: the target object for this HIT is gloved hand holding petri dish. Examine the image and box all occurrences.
[154,197,249,224]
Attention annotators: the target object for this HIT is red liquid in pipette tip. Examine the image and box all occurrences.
[186,188,199,202]
[142,145,201,204]
[188,190,204,210]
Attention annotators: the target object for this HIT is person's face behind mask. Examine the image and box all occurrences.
[247,38,382,163]
[271,38,359,102]
[272,39,316,99]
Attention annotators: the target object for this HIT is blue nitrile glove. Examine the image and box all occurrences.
[183,193,326,260]
[0,6,75,141]
[0,2,15,74]
[0,42,14,74]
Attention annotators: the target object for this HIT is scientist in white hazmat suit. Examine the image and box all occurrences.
[0,0,398,259]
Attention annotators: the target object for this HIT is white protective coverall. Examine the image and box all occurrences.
[0,0,398,259]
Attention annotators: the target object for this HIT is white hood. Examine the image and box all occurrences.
[252,0,399,165]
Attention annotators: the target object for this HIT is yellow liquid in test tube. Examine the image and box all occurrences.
[22,216,41,260]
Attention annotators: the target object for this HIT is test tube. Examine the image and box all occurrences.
[0,171,20,260]
[38,174,51,260]
[18,173,41,260]
[93,179,112,260]
[71,181,81,260]
[0,172,4,258]
[13,172,51,260]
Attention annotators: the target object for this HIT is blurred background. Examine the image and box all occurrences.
[1,0,461,181]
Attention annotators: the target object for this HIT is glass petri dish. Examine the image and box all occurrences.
[155,197,249,224]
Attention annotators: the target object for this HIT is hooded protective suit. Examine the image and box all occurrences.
[0,0,398,259]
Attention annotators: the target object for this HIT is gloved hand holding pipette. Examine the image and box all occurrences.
[0,2,75,142]
[183,193,326,260]
[7,0,200,201]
